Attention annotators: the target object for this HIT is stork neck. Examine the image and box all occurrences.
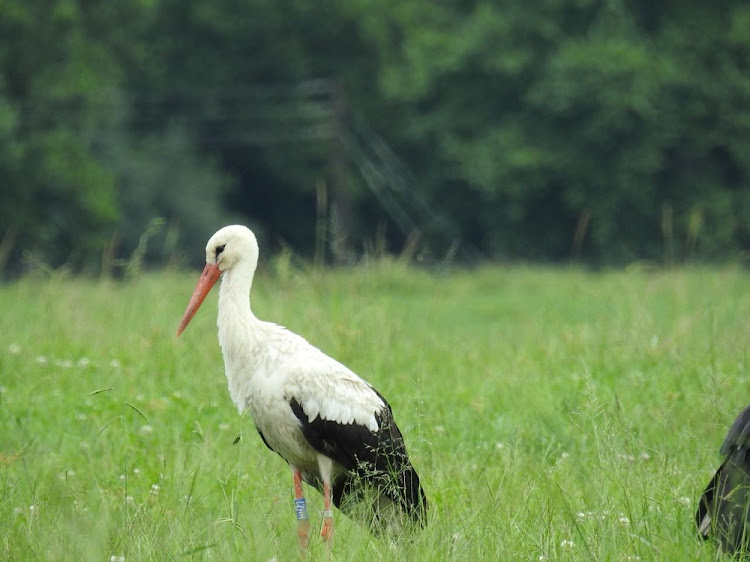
[217,263,256,322]
[216,262,262,408]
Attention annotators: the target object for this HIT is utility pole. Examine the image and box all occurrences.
[329,79,352,262]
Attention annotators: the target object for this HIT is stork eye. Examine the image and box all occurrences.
[215,244,226,257]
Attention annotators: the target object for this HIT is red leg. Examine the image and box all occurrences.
[292,468,310,554]
[315,454,335,553]
[321,481,334,544]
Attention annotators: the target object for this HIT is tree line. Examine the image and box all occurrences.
[2,0,750,275]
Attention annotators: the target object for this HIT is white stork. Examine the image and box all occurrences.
[696,404,750,554]
[177,225,427,552]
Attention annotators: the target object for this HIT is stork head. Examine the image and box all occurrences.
[177,225,259,336]
[204,224,259,273]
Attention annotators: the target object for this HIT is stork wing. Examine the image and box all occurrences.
[289,384,427,527]
[721,404,750,456]
[696,404,750,553]
[272,328,428,527]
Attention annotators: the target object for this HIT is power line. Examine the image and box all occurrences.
[10,78,479,258]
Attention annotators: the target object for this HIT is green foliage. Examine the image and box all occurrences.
[99,124,234,272]
[0,0,122,271]
[357,0,750,262]
[0,0,227,274]
[3,0,750,270]
[0,265,746,559]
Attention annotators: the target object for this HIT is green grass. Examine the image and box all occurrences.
[1,261,748,560]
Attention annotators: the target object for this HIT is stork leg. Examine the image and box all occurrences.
[316,455,335,547]
[292,467,310,554]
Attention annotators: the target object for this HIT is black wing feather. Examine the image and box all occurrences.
[289,392,428,530]
[257,428,275,453]
[721,405,750,456]
[697,404,750,554]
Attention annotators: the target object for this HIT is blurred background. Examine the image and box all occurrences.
[2,0,750,276]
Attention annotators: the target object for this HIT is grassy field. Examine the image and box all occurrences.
[1,261,749,560]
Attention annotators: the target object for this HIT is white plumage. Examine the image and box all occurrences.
[177,225,427,551]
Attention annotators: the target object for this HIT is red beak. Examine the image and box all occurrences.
[177,263,222,336]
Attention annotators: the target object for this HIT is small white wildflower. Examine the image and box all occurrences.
[495,442,505,450]
[640,452,651,461]
[434,425,445,433]
[133,468,141,476]
[126,496,134,503]
[77,357,90,368]
[679,496,691,507]
[560,539,574,549]
[119,474,126,481]
[240,473,251,481]
[29,504,38,514]
[139,425,153,435]
[626,556,641,561]
[219,423,230,431]
[619,516,630,526]
[56,359,73,368]
[36,356,48,364]
[110,556,125,562]
[577,511,586,520]
[560,452,570,460]
[151,484,160,493]
[109,359,121,369]
[538,556,546,561]
[9,343,21,354]
[452,532,461,543]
